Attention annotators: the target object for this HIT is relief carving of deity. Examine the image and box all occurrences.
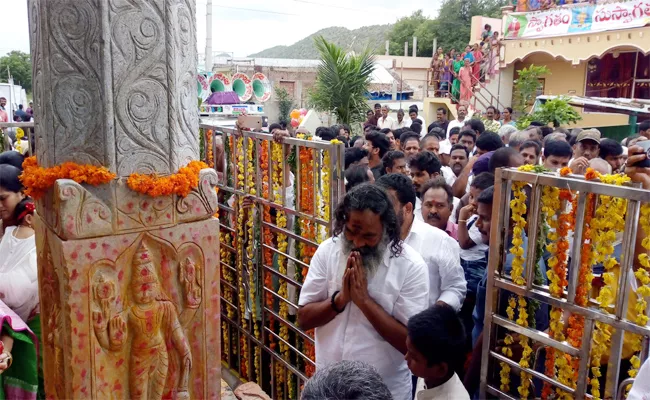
[92,243,202,400]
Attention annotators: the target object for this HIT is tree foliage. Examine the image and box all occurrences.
[274,85,295,126]
[388,0,507,57]
[0,51,32,92]
[308,36,375,126]
[516,96,582,129]
[513,65,550,114]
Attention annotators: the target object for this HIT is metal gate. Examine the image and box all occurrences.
[481,168,650,399]
[199,125,345,399]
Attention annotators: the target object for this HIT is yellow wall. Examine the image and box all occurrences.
[515,53,628,128]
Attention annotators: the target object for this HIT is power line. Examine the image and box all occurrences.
[290,0,367,12]
[195,2,299,16]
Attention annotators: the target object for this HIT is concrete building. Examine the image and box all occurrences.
[499,0,650,136]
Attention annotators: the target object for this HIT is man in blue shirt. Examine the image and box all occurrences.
[464,186,549,396]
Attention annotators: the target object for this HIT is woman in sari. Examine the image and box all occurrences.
[463,45,475,64]
[459,58,474,103]
[472,43,485,82]
[430,47,445,90]
[451,53,465,102]
[0,164,42,399]
[440,54,453,97]
[488,32,501,76]
[502,107,516,126]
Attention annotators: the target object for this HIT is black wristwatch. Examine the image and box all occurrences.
[331,290,346,313]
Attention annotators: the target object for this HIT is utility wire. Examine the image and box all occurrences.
[195,2,300,16]
[290,0,367,12]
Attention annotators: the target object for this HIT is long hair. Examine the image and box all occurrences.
[332,183,402,257]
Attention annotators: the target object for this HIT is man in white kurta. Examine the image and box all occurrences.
[298,184,429,400]
[377,173,466,311]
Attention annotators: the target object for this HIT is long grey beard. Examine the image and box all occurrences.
[340,232,390,278]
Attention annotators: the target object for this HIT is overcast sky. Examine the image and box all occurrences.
[0,0,441,58]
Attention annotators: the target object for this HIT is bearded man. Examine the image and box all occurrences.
[298,184,429,400]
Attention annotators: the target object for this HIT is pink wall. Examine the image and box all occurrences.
[470,16,503,44]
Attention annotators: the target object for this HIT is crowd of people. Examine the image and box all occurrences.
[0,97,34,154]
[429,25,501,102]
[275,105,650,399]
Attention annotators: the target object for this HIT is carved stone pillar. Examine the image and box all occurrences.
[27,1,220,398]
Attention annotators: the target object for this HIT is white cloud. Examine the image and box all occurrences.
[0,0,442,58]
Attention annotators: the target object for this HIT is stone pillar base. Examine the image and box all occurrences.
[36,215,221,399]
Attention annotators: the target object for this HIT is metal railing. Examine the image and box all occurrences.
[0,122,34,155]
[480,168,650,399]
[425,48,507,113]
[199,124,345,398]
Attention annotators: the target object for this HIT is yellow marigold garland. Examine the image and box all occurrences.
[504,178,534,398]
[15,127,24,153]
[587,173,629,399]
[509,181,528,286]
[271,140,293,398]
[242,138,261,381]
[234,136,250,379]
[630,203,650,381]
[20,156,117,200]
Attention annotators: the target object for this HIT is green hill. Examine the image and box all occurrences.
[248,25,392,59]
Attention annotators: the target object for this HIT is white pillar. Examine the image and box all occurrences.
[205,0,213,72]
[404,41,408,56]
[385,40,390,56]
[413,37,418,57]
[27,1,220,398]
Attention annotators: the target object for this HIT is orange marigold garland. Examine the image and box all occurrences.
[127,160,209,198]
[21,156,116,200]
[297,141,317,378]
[565,172,597,391]
[541,186,574,400]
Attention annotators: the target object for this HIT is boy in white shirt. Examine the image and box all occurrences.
[406,304,470,400]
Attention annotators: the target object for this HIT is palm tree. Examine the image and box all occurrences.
[308,36,375,126]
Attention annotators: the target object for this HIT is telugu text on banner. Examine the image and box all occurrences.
[504,0,650,39]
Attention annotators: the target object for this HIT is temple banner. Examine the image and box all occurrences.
[504,0,650,39]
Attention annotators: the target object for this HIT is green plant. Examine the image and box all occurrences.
[513,65,550,114]
[308,36,375,125]
[516,96,581,129]
[275,86,295,126]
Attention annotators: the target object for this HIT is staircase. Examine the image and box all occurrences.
[426,52,511,115]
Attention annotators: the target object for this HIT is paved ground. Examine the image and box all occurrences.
[221,379,237,400]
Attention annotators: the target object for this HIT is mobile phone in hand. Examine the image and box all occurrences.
[629,140,650,168]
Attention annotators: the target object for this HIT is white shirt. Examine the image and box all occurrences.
[298,237,430,400]
[459,215,489,261]
[0,226,39,322]
[396,119,410,129]
[404,218,466,311]
[415,197,423,221]
[446,119,467,138]
[441,166,456,186]
[450,197,461,224]
[377,116,398,130]
[629,356,650,400]
[415,374,470,400]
